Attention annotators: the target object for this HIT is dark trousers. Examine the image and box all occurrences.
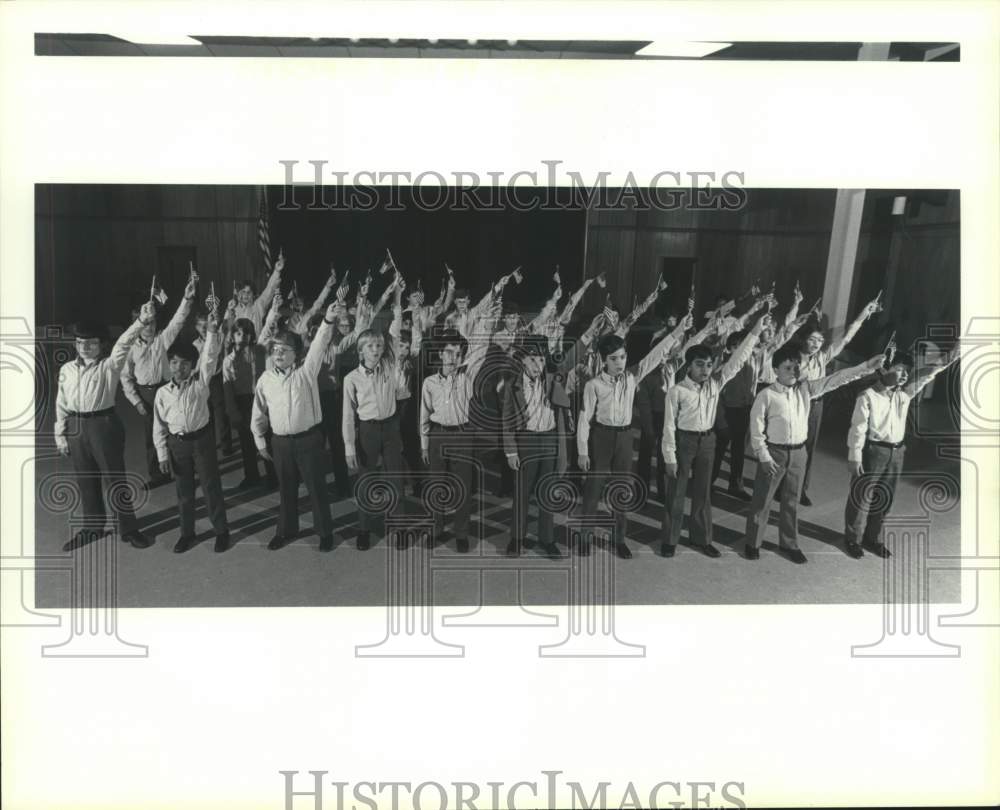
[319,389,350,494]
[712,405,751,489]
[355,413,405,533]
[207,373,232,453]
[638,412,666,498]
[744,445,807,550]
[397,396,423,490]
[135,383,162,478]
[844,443,905,546]
[512,429,560,543]
[428,427,479,537]
[65,412,138,536]
[663,431,716,547]
[271,427,332,539]
[167,427,228,537]
[582,424,635,541]
[233,394,275,484]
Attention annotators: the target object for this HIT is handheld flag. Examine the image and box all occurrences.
[596,271,607,289]
[603,293,619,327]
[884,330,897,366]
[512,268,523,285]
[385,248,399,274]
[553,265,561,285]
[150,275,168,305]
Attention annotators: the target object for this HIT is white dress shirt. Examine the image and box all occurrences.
[575,329,682,457]
[750,363,870,464]
[152,331,222,461]
[522,373,557,432]
[120,296,192,404]
[54,319,144,450]
[661,330,757,464]
[250,320,335,450]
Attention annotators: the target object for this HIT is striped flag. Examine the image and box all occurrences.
[257,186,272,280]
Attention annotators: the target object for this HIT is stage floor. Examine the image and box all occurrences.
[33,401,962,608]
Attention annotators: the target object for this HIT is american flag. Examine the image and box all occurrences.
[257,186,272,280]
[603,293,619,327]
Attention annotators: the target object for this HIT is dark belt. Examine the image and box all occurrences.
[360,412,399,426]
[594,422,630,432]
[768,441,806,451]
[275,423,322,440]
[67,407,115,418]
[433,422,468,432]
[677,428,713,437]
[868,439,905,450]
[136,382,163,389]
[168,422,211,441]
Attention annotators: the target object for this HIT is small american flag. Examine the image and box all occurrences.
[257,186,272,280]
[603,293,618,327]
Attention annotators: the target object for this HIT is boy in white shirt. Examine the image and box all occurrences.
[743,343,885,563]
[843,350,959,558]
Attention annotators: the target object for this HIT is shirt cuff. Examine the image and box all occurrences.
[156,449,169,463]
[662,450,677,465]
[55,436,68,451]
[505,452,518,460]
[254,438,267,453]
[756,448,774,465]
[847,450,863,463]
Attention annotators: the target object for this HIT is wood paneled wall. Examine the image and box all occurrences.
[584,189,837,319]
[35,185,261,330]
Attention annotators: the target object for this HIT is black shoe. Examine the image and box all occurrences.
[863,540,891,558]
[744,545,760,560]
[146,475,171,489]
[214,532,230,553]
[319,535,334,552]
[701,543,722,558]
[62,530,99,552]
[799,493,813,507]
[782,547,808,564]
[356,531,371,551]
[237,477,260,490]
[173,535,197,554]
[123,531,153,549]
[727,487,752,502]
[660,542,676,558]
[455,536,469,554]
[505,538,521,557]
[539,542,561,560]
[614,542,633,560]
[267,535,288,551]
[845,541,864,559]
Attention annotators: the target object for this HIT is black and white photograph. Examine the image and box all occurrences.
[2,2,998,809]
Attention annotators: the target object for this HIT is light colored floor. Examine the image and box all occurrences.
[34,400,962,608]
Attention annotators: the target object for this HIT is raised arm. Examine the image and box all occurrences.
[295,273,336,333]
[717,317,766,385]
[301,303,338,378]
[615,277,667,338]
[160,280,196,347]
[634,313,692,383]
[430,275,455,321]
[558,277,595,326]
[528,280,563,333]
[463,302,501,379]
[826,296,880,361]
[258,293,283,347]
[108,306,151,373]
[906,346,961,398]
[806,354,885,399]
[197,315,223,381]
[253,251,284,323]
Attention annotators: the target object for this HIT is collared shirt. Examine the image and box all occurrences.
[222,344,267,396]
[522,373,557,432]
[576,328,683,457]
[846,385,912,462]
[342,361,398,454]
[661,330,757,464]
[800,347,835,382]
[54,319,144,448]
[419,312,496,450]
[233,269,281,335]
[750,363,870,464]
[152,331,222,461]
[250,320,335,450]
[120,297,192,404]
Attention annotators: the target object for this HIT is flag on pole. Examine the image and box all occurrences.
[554,265,561,285]
[596,271,607,289]
[257,186,272,280]
[150,275,168,305]
[603,293,618,327]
